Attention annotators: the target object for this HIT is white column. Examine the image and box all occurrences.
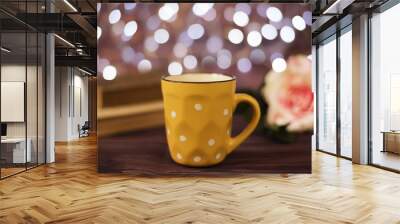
[46,32,55,163]
[352,14,369,164]
[312,45,317,151]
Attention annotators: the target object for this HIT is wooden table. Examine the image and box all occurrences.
[1,138,32,165]
[98,118,312,175]
[381,131,400,154]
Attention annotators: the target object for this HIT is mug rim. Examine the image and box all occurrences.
[162,73,236,84]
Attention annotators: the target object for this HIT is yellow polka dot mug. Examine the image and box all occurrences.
[161,73,261,167]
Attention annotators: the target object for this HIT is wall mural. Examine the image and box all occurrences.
[97,3,313,174]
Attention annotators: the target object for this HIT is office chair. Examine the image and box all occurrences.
[79,121,90,138]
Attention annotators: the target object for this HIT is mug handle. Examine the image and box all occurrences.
[227,93,261,154]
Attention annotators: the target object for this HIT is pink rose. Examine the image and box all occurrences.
[262,55,314,132]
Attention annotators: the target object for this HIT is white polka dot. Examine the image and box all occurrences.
[223,108,229,116]
[179,135,187,142]
[193,156,202,162]
[194,103,203,111]
[208,138,215,146]
[171,111,176,118]
[216,153,222,160]
[177,153,182,160]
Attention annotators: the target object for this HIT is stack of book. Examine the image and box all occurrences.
[98,73,164,137]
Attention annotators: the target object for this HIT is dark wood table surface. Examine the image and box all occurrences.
[98,119,311,176]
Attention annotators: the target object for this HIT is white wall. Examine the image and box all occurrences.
[54,67,89,141]
[1,64,46,164]
[1,65,35,138]
[55,67,70,141]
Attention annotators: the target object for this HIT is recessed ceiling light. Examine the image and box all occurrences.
[1,47,11,53]
[54,34,75,48]
[63,0,78,12]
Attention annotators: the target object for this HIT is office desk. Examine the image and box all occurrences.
[382,131,400,154]
[1,138,31,163]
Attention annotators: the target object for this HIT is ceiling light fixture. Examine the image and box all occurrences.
[63,0,78,12]
[1,47,11,53]
[78,67,93,76]
[322,0,354,14]
[54,34,75,48]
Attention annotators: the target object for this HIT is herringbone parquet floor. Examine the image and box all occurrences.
[1,136,400,224]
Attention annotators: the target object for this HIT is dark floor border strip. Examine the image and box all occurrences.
[0,163,44,180]
[316,149,352,161]
[317,149,400,174]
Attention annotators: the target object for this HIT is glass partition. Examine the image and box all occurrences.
[317,36,337,154]
[370,3,400,171]
[38,32,45,165]
[0,1,46,179]
[1,30,28,177]
[339,28,352,158]
[27,30,38,169]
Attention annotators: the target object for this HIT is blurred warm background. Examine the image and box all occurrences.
[97,3,311,136]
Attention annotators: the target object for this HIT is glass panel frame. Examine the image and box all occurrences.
[0,0,47,179]
[0,0,28,177]
[369,2,400,172]
[315,24,353,160]
[317,35,338,155]
[339,26,353,159]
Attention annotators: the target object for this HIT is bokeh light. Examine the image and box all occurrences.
[97,26,102,40]
[247,31,262,47]
[228,28,244,44]
[178,32,193,47]
[272,57,287,73]
[187,24,205,40]
[108,9,121,24]
[217,49,232,69]
[250,49,266,64]
[207,36,223,54]
[202,56,216,66]
[144,37,159,52]
[173,43,188,58]
[266,7,282,22]
[154,28,170,44]
[237,58,252,73]
[192,3,214,16]
[233,11,249,27]
[146,16,160,31]
[292,16,306,31]
[123,21,138,37]
[261,24,277,40]
[124,3,136,11]
[103,65,117,80]
[138,59,152,73]
[168,61,183,75]
[203,8,216,21]
[111,21,124,36]
[158,3,179,22]
[121,47,135,63]
[303,11,312,26]
[280,26,295,43]
[183,55,198,70]
[98,3,311,84]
